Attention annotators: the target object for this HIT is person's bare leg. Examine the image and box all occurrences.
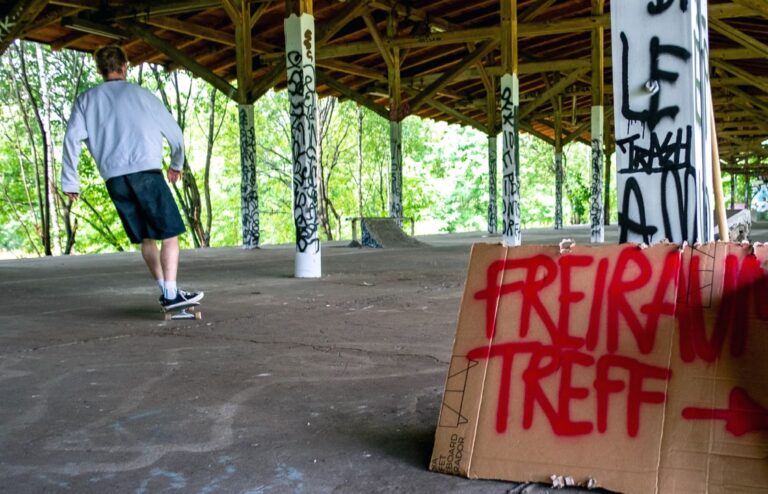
[161,236,180,283]
[141,239,163,281]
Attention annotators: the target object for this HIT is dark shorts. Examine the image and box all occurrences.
[106,170,185,244]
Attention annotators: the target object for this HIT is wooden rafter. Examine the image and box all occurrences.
[403,86,488,133]
[317,71,389,119]
[731,0,768,18]
[120,21,237,99]
[409,39,496,112]
[520,68,588,119]
[0,0,49,56]
[712,59,768,94]
[709,17,768,58]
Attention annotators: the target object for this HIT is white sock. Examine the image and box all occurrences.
[157,279,165,294]
[164,281,178,300]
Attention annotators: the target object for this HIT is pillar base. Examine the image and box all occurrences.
[295,249,321,278]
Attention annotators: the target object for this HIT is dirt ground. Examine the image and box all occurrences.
[1,224,763,493]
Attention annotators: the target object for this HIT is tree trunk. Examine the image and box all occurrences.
[18,43,52,255]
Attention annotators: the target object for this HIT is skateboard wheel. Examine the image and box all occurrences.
[195,311,202,320]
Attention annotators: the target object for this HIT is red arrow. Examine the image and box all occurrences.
[682,387,768,436]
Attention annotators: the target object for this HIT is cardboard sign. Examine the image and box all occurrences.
[431,242,768,493]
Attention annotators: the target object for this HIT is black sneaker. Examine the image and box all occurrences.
[162,290,204,310]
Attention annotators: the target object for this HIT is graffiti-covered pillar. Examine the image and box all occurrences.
[285,10,321,278]
[488,134,498,234]
[389,120,403,223]
[500,74,521,245]
[554,105,564,230]
[555,149,564,230]
[500,0,521,245]
[611,1,714,244]
[590,106,604,242]
[238,104,260,249]
[590,0,605,243]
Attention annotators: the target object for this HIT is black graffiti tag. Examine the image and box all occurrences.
[617,126,697,242]
[238,106,260,248]
[621,32,691,131]
[287,50,320,254]
[647,0,689,15]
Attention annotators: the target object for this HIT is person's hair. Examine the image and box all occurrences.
[94,45,128,77]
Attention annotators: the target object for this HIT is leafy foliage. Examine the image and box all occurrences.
[0,41,597,257]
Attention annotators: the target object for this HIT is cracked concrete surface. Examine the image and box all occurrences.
[1,225,765,493]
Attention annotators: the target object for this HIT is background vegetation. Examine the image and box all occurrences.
[0,41,628,258]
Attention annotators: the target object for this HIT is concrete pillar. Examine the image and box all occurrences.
[488,134,498,234]
[590,106,605,242]
[285,12,321,278]
[389,120,403,224]
[501,73,521,245]
[238,104,260,249]
[611,1,713,244]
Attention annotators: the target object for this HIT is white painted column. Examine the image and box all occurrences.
[238,104,260,249]
[488,134,498,235]
[611,0,713,244]
[500,73,521,245]
[389,120,403,224]
[590,106,604,242]
[285,13,321,278]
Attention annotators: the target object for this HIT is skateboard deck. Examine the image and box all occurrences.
[162,302,202,321]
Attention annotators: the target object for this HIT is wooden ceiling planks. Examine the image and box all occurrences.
[2,0,766,171]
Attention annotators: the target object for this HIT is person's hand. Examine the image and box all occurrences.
[65,192,79,201]
[167,168,182,184]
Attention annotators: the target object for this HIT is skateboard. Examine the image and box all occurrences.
[162,302,202,320]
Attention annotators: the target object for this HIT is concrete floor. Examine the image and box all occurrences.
[1,224,765,494]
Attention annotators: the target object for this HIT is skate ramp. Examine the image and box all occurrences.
[360,218,425,248]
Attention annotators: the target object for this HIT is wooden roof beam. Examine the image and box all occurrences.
[730,0,768,18]
[317,0,370,44]
[562,119,592,145]
[403,86,488,133]
[317,71,389,119]
[409,39,497,112]
[0,0,49,56]
[520,68,589,119]
[119,21,237,100]
[709,17,768,59]
[724,85,768,116]
[317,59,386,81]
[712,59,768,95]
[520,121,556,145]
[520,0,558,22]
[247,59,285,102]
[361,10,393,69]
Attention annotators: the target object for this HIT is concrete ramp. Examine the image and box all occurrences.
[360,218,424,248]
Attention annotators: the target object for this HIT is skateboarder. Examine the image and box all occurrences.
[61,45,203,311]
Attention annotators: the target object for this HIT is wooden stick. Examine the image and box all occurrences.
[710,96,730,242]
